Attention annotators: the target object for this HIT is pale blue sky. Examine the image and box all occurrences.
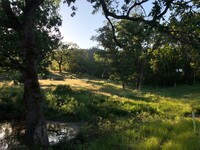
[59,0,105,49]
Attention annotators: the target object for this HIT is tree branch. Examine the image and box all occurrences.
[1,0,22,32]
[105,16,122,48]
[0,51,24,71]
[127,0,148,17]
[99,0,176,26]
[98,0,179,48]
[23,0,45,24]
[99,0,146,22]
[153,0,174,21]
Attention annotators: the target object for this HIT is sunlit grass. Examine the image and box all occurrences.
[1,78,200,149]
[78,118,200,150]
[138,119,200,150]
[40,79,102,91]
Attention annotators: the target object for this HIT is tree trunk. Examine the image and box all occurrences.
[1,0,49,148]
[23,60,49,149]
[122,81,125,89]
[101,69,106,78]
[21,19,49,149]
[58,63,62,73]
[136,74,142,90]
[136,56,146,90]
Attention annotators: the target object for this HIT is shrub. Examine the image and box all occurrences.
[9,71,24,84]
[0,85,24,118]
[52,84,72,95]
[75,103,91,120]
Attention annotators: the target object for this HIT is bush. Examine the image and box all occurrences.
[52,84,72,95]
[75,103,91,120]
[0,85,24,118]
[9,71,24,84]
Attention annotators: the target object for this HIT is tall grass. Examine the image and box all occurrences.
[0,83,24,118]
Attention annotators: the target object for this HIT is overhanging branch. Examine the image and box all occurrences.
[99,0,147,23]
[127,0,148,17]
[1,0,22,32]
[98,0,183,48]
[153,0,174,21]
[105,16,122,48]
[23,0,45,25]
[0,51,25,71]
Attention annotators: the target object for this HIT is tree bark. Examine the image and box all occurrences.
[58,62,62,73]
[20,14,49,149]
[1,0,49,148]
[22,59,49,149]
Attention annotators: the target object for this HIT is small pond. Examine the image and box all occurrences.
[0,121,80,149]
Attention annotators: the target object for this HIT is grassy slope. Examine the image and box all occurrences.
[1,78,200,149]
[46,79,200,150]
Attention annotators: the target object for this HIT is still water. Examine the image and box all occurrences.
[0,121,80,149]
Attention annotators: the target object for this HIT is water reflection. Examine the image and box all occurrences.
[0,121,80,149]
[0,122,20,150]
[0,123,12,140]
[47,122,80,145]
[0,123,11,150]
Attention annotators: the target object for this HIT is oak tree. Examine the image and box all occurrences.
[0,0,61,148]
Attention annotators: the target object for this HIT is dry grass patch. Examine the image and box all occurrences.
[39,79,102,91]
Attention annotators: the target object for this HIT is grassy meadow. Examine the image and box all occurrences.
[1,74,200,149]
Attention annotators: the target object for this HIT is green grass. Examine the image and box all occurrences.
[1,80,200,149]
[0,83,24,118]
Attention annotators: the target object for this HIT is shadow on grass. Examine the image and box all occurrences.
[142,83,200,100]
[85,80,151,102]
[141,84,200,114]
[43,86,160,122]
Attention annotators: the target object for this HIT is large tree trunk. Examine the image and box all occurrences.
[23,60,49,149]
[1,0,49,148]
[21,19,49,149]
